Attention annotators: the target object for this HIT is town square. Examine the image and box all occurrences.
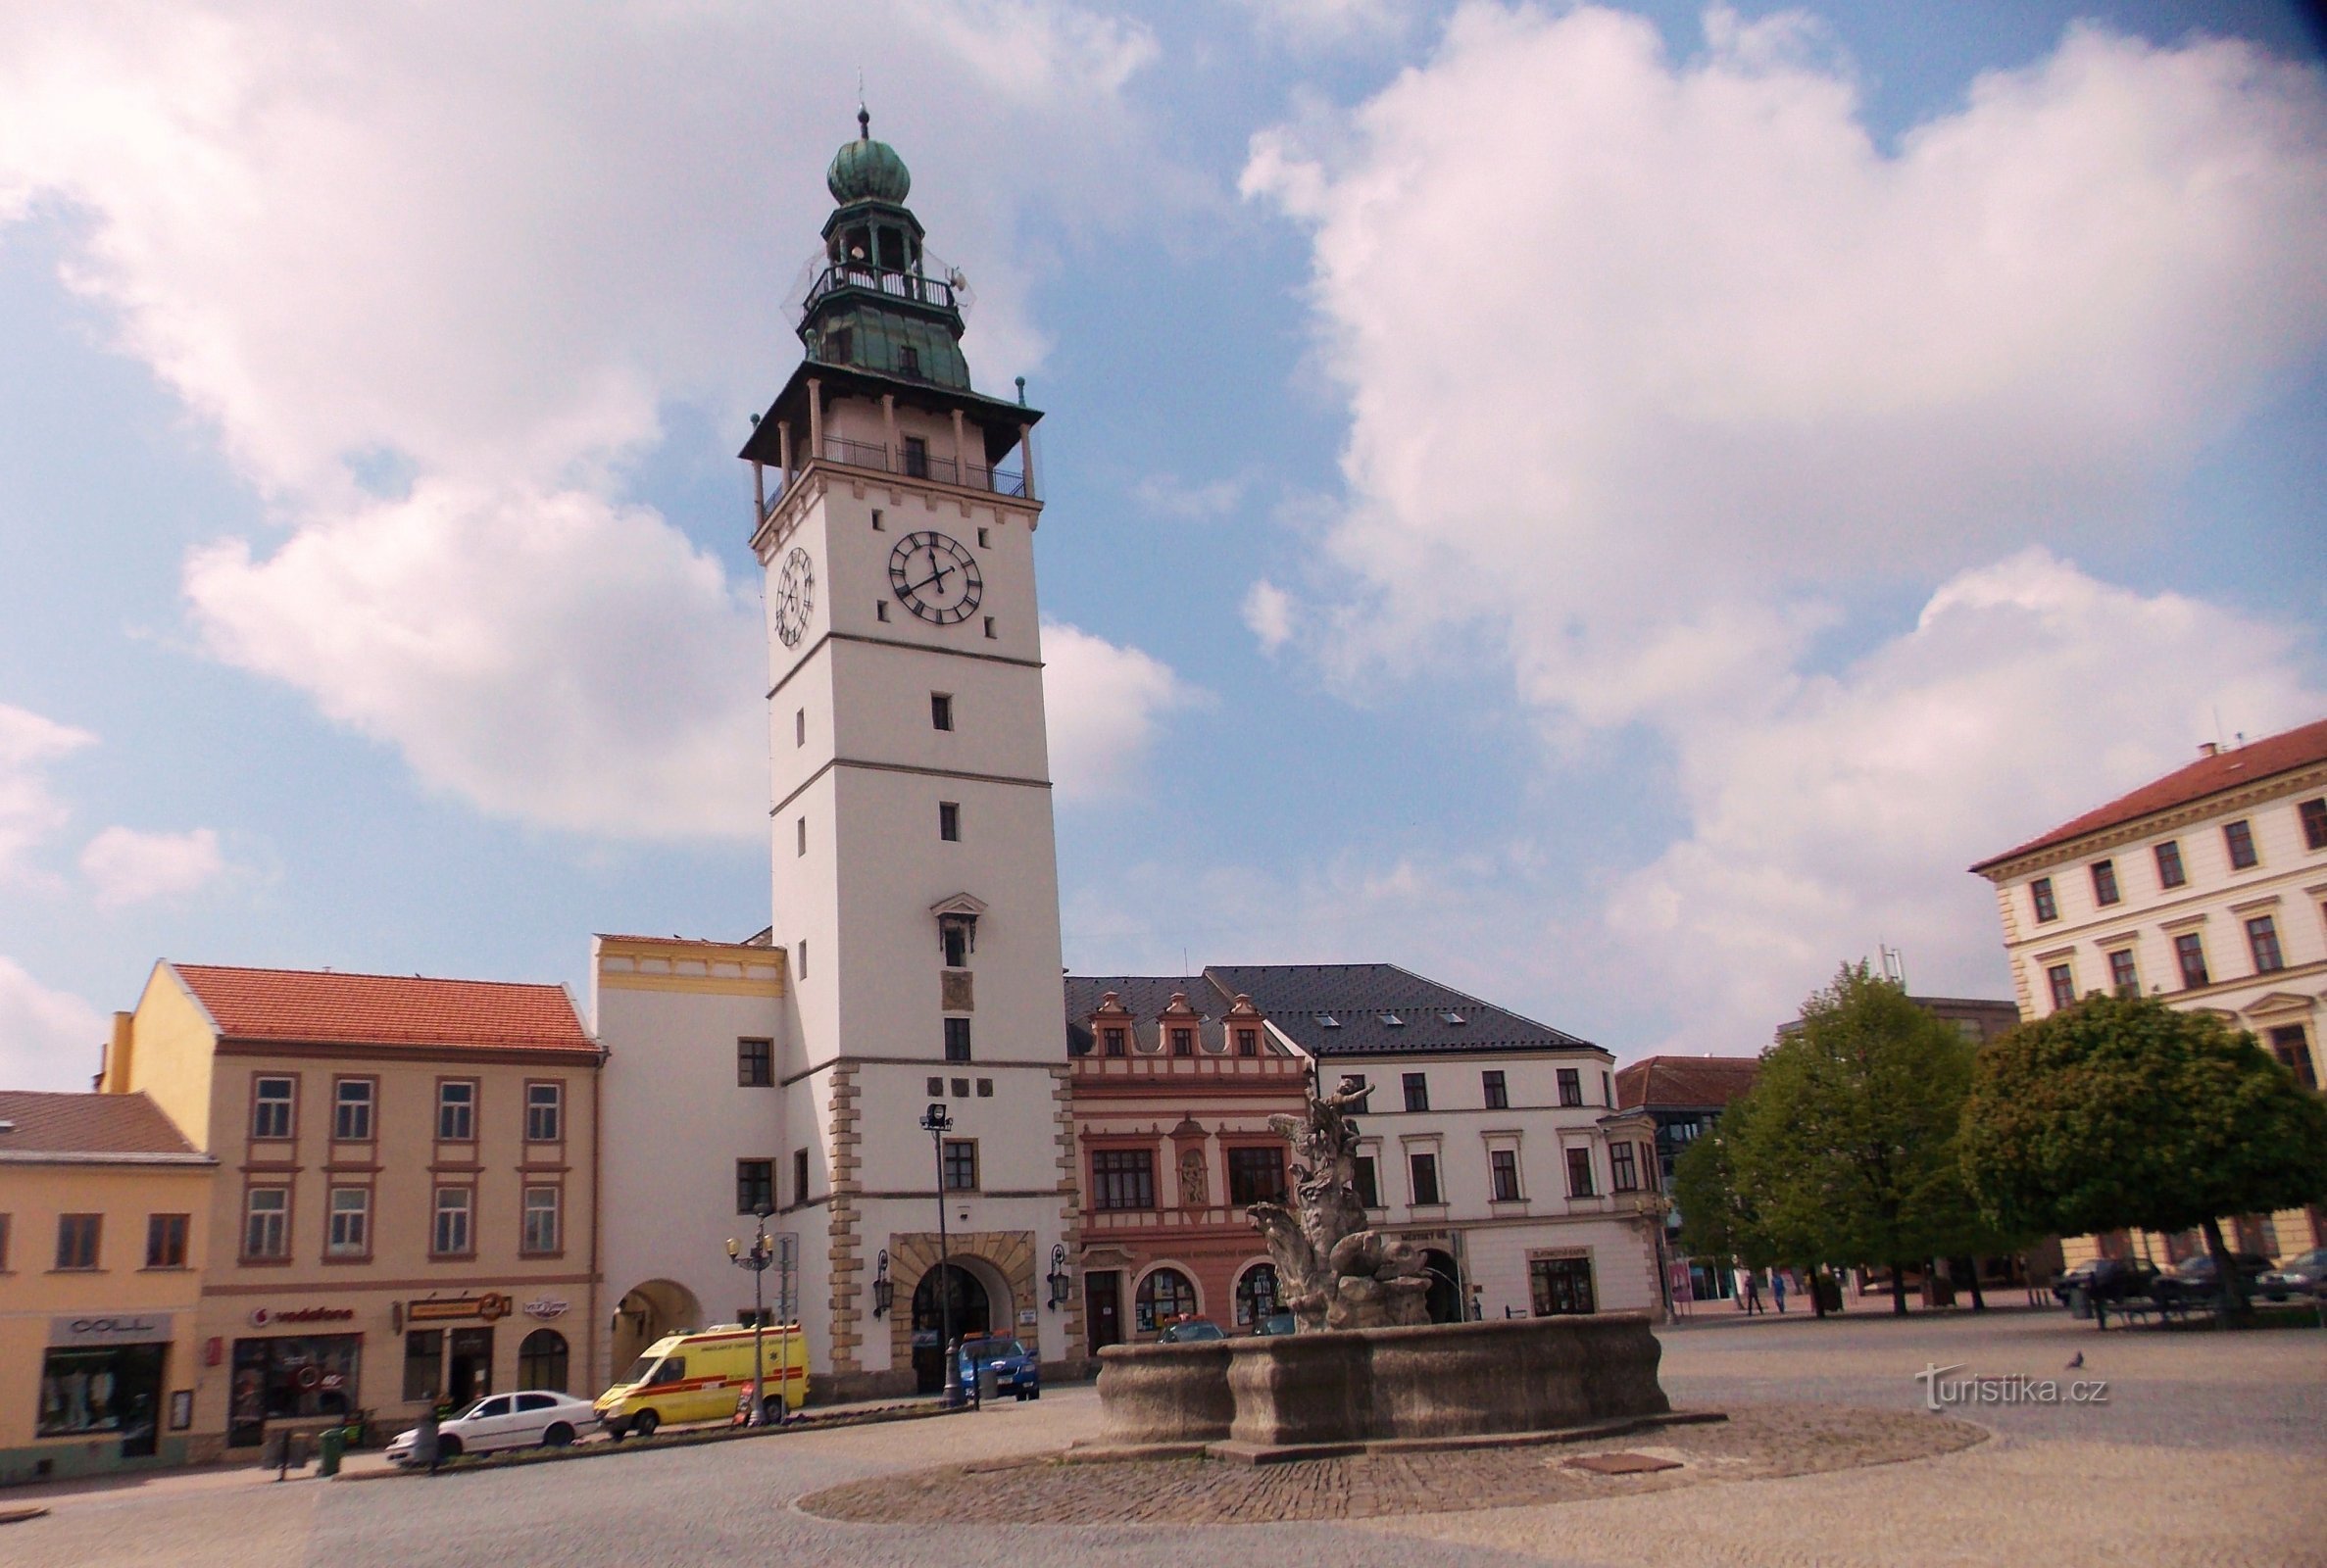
[2,3,2325,1563]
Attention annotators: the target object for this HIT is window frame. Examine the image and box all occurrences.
[1090,1147,1157,1212]
[1353,1153,1381,1210]
[242,1184,291,1263]
[2046,962,2075,1011]
[736,1158,775,1216]
[930,692,954,731]
[1103,1026,1127,1058]
[1564,1146,1597,1199]
[324,1183,372,1261]
[2302,797,2327,852]
[251,1075,297,1143]
[143,1212,189,1270]
[1482,1070,1509,1109]
[1408,1150,1442,1207]
[2154,840,2186,888]
[330,1076,375,1143]
[2030,876,2058,922]
[524,1080,565,1145]
[1224,1145,1287,1207]
[2247,914,2286,974]
[943,1016,972,1062]
[2173,931,2210,990]
[938,801,961,842]
[738,1036,774,1087]
[520,1182,563,1257]
[1609,1141,1640,1193]
[435,1078,477,1144]
[1235,1027,1259,1057]
[2091,858,2120,906]
[1402,1072,1429,1112]
[54,1213,102,1271]
[1490,1148,1524,1202]
[792,1148,811,1206]
[1556,1067,1583,1107]
[430,1183,475,1260]
[2268,1025,2318,1091]
[2225,819,2258,870]
[2107,948,2139,998]
[941,1138,979,1193]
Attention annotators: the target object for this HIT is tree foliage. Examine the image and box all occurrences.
[1672,1122,1773,1269]
[1962,993,2327,1307]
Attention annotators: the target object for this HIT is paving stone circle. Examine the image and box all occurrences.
[796,1404,1989,1527]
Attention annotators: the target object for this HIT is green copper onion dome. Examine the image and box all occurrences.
[826,107,911,204]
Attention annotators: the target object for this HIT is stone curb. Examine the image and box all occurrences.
[1063,1408,1728,1467]
[332,1397,968,1482]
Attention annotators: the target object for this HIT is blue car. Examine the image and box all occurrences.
[958,1335,1041,1400]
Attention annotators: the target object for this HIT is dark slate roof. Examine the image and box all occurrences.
[1613,1055,1761,1112]
[1969,716,2327,872]
[0,1091,210,1161]
[1064,976,1226,1055]
[1199,963,1601,1060]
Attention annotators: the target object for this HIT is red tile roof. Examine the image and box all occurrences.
[0,1091,206,1158]
[1970,716,2327,873]
[1614,1055,1761,1111]
[171,964,593,1053]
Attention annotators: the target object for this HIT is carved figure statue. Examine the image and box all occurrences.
[1247,1074,1431,1331]
[1178,1149,1208,1210]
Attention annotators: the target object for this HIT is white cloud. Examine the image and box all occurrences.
[1237,0,1421,47]
[185,480,765,837]
[1242,579,1296,653]
[0,703,96,883]
[1042,621,1203,803]
[0,1,1163,836]
[1244,6,2327,722]
[78,826,227,907]
[1606,551,2327,1051]
[0,956,107,1092]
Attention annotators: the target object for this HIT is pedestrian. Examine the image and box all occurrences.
[1744,1270,1764,1315]
[415,1392,441,1476]
[1773,1270,1788,1313]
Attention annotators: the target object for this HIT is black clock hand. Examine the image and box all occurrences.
[908,564,954,597]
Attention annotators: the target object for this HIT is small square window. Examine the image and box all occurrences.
[975,1078,994,1097]
[950,1076,970,1098]
[876,601,890,621]
[2091,859,2119,906]
[2154,840,2186,888]
[1103,1027,1127,1058]
[926,1076,944,1096]
[1235,1028,1259,1057]
[1171,1027,1195,1057]
[939,802,961,841]
[931,693,954,731]
[739,1038,774,1087]
[2030,877,2058,922]
[983,615,996,639]
[2225,819,2257,870]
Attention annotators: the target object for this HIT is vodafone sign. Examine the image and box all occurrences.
[248,1305,357,1328]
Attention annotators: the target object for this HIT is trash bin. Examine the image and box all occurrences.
[318,1426,344,1478]
[2068,1285,2091,1320]
[976,1366,999,1405]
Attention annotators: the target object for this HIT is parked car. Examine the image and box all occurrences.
[1254,1310,1298,1337]
[1157,1317,1224,1343]
[2148,1251,2275,1306]
[2052,1257,2156,1306]
[957,1334,1041,1400]
[385,1391,599,1464]
[2257,1248,2327,1300]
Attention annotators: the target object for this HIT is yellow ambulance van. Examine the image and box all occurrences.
[594,1323,808,1437]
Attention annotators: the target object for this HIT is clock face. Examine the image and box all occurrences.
[888,530,983,625]
[774,548,816,648]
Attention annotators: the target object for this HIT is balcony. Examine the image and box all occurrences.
[801,263,962,318]
[762,436,1025,521]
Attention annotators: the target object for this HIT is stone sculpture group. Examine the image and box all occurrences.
[1247,1074,1432,1330]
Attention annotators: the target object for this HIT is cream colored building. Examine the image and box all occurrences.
[104,962,603,1458]
[1972,716,2327,1261]
[0,1091,214,1484]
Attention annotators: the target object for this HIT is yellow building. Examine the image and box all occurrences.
[105,962,603,1461]
[0,1091,215,1484]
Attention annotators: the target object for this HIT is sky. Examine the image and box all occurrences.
[2,1,2324,1090]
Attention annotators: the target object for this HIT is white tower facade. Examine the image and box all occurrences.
[737,115,1078,1396]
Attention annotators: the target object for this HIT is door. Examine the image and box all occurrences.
[446,1327,494,1406]
[911,1264,989,1395]
[1086,1271,1122,1355]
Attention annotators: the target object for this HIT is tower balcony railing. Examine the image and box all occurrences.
[801,263,961,318]
[763,437,1025,520]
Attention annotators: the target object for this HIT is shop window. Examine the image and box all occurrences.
[41,1343,167,1455]
[519,1329,570,1394]
[232,1335,361,1447]
[1529,1255,1596,1316]
[1135,1267,1197,1332]
[1234,1263,1279,1328]
[402,1330,444,1402]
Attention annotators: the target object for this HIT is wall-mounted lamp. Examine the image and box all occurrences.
[1046,1243,1072,1310]
[871,1249,894,1319]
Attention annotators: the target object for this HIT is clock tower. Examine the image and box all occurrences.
[737,112,1077,1396]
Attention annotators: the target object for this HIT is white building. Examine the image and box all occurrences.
[595,116,1077,1400]
[1971,716,2327,1261]
[1186,964,1666,1323]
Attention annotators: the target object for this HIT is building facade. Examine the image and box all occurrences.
[0,1092,214,1485]
[1971,717,2327,1259]
[596,117,1076,1402]
[1064,982,1310,1350]
[1613,1054,1761,1303]
[104,962,603,1459]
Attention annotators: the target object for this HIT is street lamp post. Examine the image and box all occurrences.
[725,1208,775,1426]
[920,1102,963,1408]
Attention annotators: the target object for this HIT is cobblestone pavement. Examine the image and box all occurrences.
[4,1308,2319,1568]
[799,1406,1987,1524]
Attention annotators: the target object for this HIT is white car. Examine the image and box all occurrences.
[385,1391,599,1464]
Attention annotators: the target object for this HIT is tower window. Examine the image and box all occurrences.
[738,1038,773,1087]
[797,816,807,857]
[942,923,967,967]
[931,693,954,730]
[876,601,890,621]
[903,434,928,476]
[797,939,808,980]
[944,1017,972,1062]
[977,527,989,549]
[826,327,853,364]
[939,802,960,841]
[795,708,806,748]
[983,616,996,639]
[792,1149,810,1206]
[901,345,921,378]
[871,509,884,531]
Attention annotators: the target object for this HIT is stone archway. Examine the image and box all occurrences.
[909,1262,995,1394]
[887,1230,1037,1392]
[612,1279,703,1375]
[1419,1249,1463,1325]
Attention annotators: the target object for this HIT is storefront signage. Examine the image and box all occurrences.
[405,1292,513,1325]
[521,1298,569,1320]
[49,1313,173,1348]
[249,1306,356,1328]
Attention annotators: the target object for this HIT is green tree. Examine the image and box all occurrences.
[1737,963,1986,1314]
[1672,1122,1773,1273]
[1962,993,2327,1315]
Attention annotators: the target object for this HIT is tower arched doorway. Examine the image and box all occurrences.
[1419,1249,1463,1325]
[911,1261,993,1394]
[612,1279,703,1378]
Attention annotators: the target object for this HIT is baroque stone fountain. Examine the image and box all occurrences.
[1092,1075,1679,1462]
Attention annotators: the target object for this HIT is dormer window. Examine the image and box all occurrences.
[1381,1012,1405,1027]
[1318,1013,1340,1029]
[1441,1010,1464,1025]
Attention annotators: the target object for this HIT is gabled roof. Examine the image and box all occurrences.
[0,1091,209,1160]
[1970,716,2327,874]
[1200,963,1599,1059]
[1064,976,1226,1055]
[1613,1055,1761,1112]
[169,964,593,1053]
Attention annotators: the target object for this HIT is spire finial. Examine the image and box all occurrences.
[857,73,870,141]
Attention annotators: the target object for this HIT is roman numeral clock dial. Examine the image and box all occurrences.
[888,530,982,625]
[774,547,816,648]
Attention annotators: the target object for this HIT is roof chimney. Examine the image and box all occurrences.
[2199,742,2219,758]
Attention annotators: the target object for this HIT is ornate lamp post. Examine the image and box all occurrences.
[1046,1244,1072,1310]
[920,1102,963,1408]
[724,1208,775,1426]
